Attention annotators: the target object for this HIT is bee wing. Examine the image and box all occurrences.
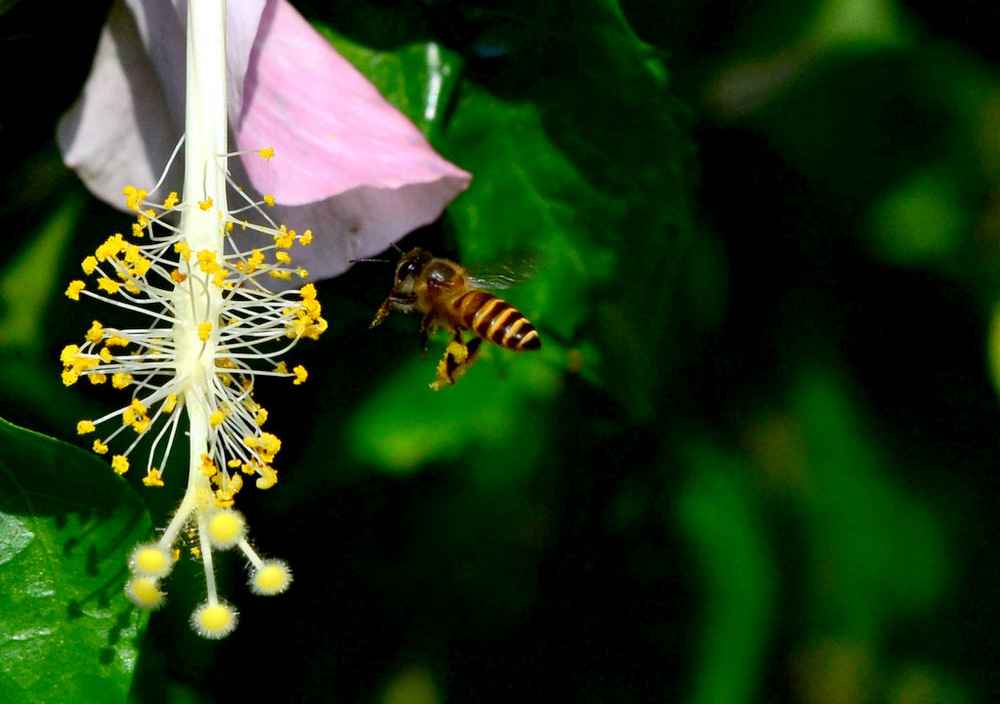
[466,258,537,290]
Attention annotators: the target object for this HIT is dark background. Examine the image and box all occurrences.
[1,0,998,702]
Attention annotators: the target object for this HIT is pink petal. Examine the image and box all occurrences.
[57,0,185,206]
[58,0,268,205]
[59,0,470,282]
[235,1,471,280]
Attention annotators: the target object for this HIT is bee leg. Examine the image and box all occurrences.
[419,315,434,358]
[431,339,467,390]
[464,337,483,366]
[430,335,482,391]
[370,299,393,329]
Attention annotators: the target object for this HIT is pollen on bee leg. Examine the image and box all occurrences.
[431,339,475,391]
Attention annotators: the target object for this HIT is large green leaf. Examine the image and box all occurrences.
[0,418,151,703]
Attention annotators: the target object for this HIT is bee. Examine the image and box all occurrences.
[370,248,541,390]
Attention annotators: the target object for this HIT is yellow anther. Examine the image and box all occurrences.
[303,317,327,340]
[111,455,129,475]
[129,254,151,277]
[142,468,165,487]
[198,321,213,342]
[97,277,121,295]
[257,432,281,458]
[258,147,275,160]
[60,344,81,366]
[122,185,147,210]
[85,320,104,344]
[256,465,278,490]
[244,249,265,273]
[65,280,85,301]
[197,249,219,274]
[95,233,125,261]
[199,455,217,478]
[76,420,96,435]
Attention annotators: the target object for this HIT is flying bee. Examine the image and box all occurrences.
[370,248,541,390]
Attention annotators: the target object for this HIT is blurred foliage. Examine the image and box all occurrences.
[1,0,1000,702]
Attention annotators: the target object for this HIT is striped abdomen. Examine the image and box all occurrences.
[452,290,541,351]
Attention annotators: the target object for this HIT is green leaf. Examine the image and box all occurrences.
[435,1,696,419]
[314,30,465,141]
[0,418,152,703]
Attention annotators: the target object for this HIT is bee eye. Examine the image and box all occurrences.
[397,260,419,281]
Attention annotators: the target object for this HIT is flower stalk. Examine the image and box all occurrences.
[61,0,316,638]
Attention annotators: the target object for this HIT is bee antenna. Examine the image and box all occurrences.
[391,242,404,253]
[349,257,392,264]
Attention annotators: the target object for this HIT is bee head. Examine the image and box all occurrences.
[394,248,434,287]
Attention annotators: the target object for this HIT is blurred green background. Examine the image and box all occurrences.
[2,0,999,702]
